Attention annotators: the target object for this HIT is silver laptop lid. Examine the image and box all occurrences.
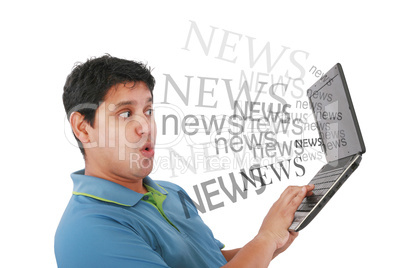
[308,63,366,162]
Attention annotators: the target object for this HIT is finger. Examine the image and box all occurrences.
[306,184,315,196]
[306,191,314,196]
[288,231,299,242]
[289,231,299,238]
[281,186,304,205]
[289,186,308,209]
[279,186,296,198]
[306,184,315,192]
[281,185,315,205]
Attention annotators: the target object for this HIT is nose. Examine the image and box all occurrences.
[135,116,151,136]
[135,116,155,137]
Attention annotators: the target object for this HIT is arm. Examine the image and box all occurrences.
[221,234,297,263]
[221,248,241,262]
[221,185,314,267]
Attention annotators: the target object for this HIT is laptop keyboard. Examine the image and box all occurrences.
[296,166,346,212]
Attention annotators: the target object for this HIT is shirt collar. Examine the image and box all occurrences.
[71,169,168,206]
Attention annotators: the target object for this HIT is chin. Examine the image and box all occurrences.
[131,160,153,177]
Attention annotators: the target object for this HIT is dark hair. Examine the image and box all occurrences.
[63,54,155,157]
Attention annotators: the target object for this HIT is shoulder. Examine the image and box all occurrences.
[55,196,133,249]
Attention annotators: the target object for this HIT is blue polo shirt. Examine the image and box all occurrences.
[54,170,227,268]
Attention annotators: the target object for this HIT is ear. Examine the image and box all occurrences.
[69,112,92,144]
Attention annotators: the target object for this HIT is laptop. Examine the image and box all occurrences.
[289,63,366,232]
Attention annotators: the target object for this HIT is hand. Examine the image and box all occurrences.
[258,185,315,252]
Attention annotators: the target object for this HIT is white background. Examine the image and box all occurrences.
[1,1,401,267]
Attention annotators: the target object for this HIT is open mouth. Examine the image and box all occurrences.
[142,143,153,151]
[140,142,155,158]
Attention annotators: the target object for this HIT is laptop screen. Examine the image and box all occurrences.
[308,63,365,162]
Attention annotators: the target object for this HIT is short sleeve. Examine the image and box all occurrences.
[215,238,225,250]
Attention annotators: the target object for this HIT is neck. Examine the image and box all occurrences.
[84,163,148,194]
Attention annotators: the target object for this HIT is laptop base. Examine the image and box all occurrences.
[289,154,362,232]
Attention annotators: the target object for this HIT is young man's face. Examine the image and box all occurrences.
[85,81,156,183]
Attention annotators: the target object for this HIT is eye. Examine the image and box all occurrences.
[145,108,153,116]
[119,111,131,118]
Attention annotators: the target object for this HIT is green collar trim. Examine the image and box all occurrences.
[72,191,132,207]
[142,184,179,232]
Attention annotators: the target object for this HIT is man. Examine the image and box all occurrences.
[55,55,314,267]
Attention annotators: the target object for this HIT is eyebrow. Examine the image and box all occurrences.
[114,97,153,109]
